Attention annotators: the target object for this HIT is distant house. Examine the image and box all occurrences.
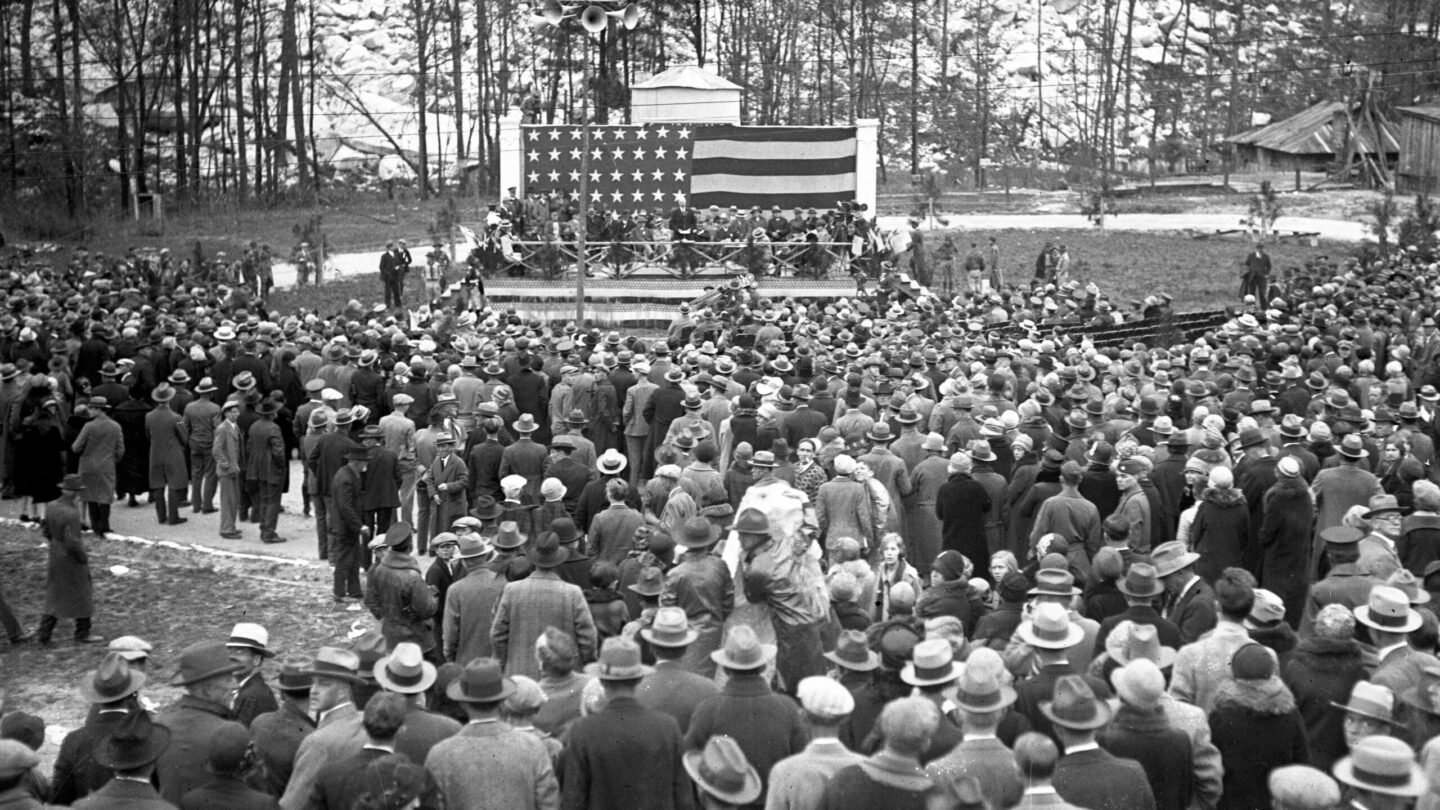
[1224,100,1399,173]
[1397,105,1440,194]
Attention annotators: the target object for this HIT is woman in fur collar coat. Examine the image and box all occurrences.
[1191,467,1251,585]
[1209,643,1310,810]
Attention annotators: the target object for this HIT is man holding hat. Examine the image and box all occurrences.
[146,382,190,526]
[443,531,503,665]
[279,648,367,810]
[563,637,690,810]
[245,397,287,544]
[225,623,277,727]
[155,641,246,804]
[37,474,103,646]
[364,523,440,663]
[71,396,123,538]
[250,654,317,797]
[72,712,174,810]
[52,652,149,804]
[635,606,721,733]
[424,658,560,810]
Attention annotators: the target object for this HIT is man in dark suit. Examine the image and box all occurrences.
[245,399,287,544]
[1094,563,1184,651]
[155,641,245,805]
[635,608,720,734]
[1241,244,1271,301]
[379,242,402,309]
[360,425,403,548]
[563,637,692,810]
[1013,604,1112,746]
[72,711,175,810]
[175,721,278,810]
[307,692,408,810]
[924,648,1024,809]
[51,653,147,804]
[1153,541,1218,645]
[249,655,316,797]
[225,623,278,727]
[1047,676,1156,810]
[641,369,688,480]
[330,446,370,603]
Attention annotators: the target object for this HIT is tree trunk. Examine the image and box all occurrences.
[450,0,466,193]
[52,0,77,217]
[19,0,34,94]
[234,0,248,197]
[171,0,187,193]
[413,0,431,199]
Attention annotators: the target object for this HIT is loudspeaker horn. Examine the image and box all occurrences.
[580,4,608,32]
[609,3,641,29]
[539,0,570,25]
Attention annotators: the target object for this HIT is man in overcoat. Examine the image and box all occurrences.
[37,475,102,646]
[245,399,287,543]
[146,383,189,525]
[71,397,124,538]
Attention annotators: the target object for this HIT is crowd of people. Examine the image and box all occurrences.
[4,228,1440,810]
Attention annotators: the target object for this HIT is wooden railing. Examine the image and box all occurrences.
[469,239,867,280]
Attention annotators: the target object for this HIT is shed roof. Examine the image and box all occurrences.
[1224,101,1399,156]
[1398,105,1440,125]
[631,65,742,92]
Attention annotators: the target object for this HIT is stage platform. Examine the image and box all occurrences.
[479,273,860,328]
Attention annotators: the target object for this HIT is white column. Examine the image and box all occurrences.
[855,118,879,213]
[500,111,523,196]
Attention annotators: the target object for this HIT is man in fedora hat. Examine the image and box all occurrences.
[51,652,149,804]
[814,454,880,558]
[36,474,103,646]
[635,606,721,732]
[924,647,1024,808]
[443,532,504,665]
[1095,563,1183,652]
[1332,735,1428,807]
[71,396,123,538]
[1299,527,1380,637]
[563,637,691,810]
[662,517,731,678]
[245,397,287,544]
[1359,493,1407,581]
[330,445,370,603]
[422,435,469,554]
[425,658,559,809]
[1013,603,1112,746]
[687,735,763,809]
[72,711,174,810]
[642,365,688,480]
[214,397,244,540]
[250,654,317,797]
[1151,540,1217,645]
[359,424,403,552]
[181,377,221,516]
[491,530,597,680]
[146,383,189,526]
[1045,676,1157,810]
[155,640,246,804]
[1359,585,1440,696]
[279,648,367,810]
[310,407,361,561]
[1310,433,1384,576]
[499,415,546,503]
[363,523,440,662]
[1099,659,1195,810]
[858,421,911,536]
[686,624,808,807]
[225,623,277,727]
[372,642,461,763]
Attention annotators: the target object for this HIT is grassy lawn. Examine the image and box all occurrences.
[925,228,1343,310]
[0,525,353,733]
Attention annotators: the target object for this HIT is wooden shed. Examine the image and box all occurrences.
[629,66,742,124]
[1397,105,1440,194]
[1224,100,1399,173]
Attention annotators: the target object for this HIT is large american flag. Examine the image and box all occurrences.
[521,123,857,211]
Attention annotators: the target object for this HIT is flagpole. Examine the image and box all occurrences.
[576,37,591,326]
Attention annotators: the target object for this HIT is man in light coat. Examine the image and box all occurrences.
[213,398,243,539]
[71,397,124,538]
[444,533,503,664]
[181,377,221,514]
[279,648,366,810]
[491,530,598,679]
